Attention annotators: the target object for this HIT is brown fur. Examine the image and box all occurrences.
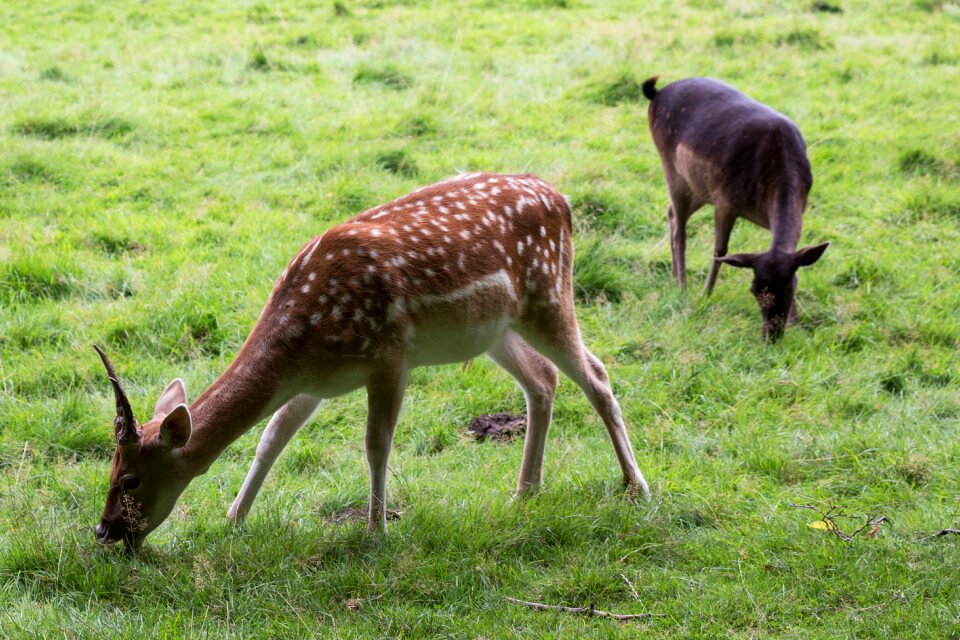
[644,76,829,341]
[95,173,649,548]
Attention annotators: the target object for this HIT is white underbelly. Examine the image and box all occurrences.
[304,362,371,399]
[407,318,509,367]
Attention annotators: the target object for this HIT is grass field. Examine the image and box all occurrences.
[2,0,960,636]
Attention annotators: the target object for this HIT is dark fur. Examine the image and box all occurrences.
[644,76,828,341]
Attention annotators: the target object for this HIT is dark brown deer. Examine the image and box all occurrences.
[93,172,650,550]
[643,76,829,341]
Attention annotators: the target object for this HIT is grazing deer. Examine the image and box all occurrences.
[643,76,829,341]
[93,172,650,550]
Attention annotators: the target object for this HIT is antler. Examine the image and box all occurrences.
[92,344,140,446]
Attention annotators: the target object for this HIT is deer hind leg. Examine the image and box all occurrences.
[667,203,684,286]
[228,393,321,523]
[667,194,695,290]
[704,208,736,295]
[514,316,650,498]
[365,363,407,532]
[486,330,559,495]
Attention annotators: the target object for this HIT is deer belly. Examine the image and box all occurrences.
[407,317,510,366]
[401,268,518,366]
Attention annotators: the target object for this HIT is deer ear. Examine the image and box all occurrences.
[716,252,760,269]
[158,404,192,450]
[152,378,188,422]
[793,242,830,268]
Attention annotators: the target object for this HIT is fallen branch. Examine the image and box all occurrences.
[504,596,661,621]
[789,503,888,541]
[923,528,960,540]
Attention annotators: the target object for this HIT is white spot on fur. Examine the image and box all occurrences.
[386,299,406,323]
[286,322,303,339]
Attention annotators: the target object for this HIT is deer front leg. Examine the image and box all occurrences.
[228,394,321,523]
[365,364,407,533]
[705,209,736,295]
[486,330,558,495]
[788,281,800,326]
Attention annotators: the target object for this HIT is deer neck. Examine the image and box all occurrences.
[180,334,295,476]
[768,192,804,254]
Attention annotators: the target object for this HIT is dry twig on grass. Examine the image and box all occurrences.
[922,528,960,540]
[789,503,888,541]
[503,596,662,622]
[620,572,640,601]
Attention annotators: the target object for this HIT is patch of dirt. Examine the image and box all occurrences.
[330,506,402,524]
[467,412,526,442]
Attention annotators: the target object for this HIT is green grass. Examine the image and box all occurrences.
[2,0,960,637]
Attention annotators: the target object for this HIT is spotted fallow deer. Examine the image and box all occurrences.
[643,76,829,341]
[93,172,650,549]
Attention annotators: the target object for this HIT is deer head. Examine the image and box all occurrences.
[93,345,193,550]
[716,242,829,341]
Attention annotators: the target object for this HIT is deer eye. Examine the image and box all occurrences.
[121,476,140,491]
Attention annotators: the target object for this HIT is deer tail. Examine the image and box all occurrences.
[642,76,660,101]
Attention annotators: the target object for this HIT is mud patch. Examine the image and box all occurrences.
[467,412,526,442]
[330,506,402,524]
